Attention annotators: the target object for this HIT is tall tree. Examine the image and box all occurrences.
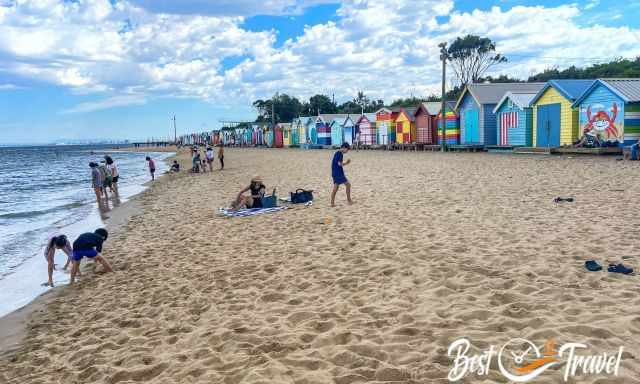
[338,91,384,114]
[253,93,303,123]
[447,35,507,87]
[304,94,338,115]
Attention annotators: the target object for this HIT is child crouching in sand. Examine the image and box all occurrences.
[330,142,353,207]
[70,228,113,284]
[43,234,74,287]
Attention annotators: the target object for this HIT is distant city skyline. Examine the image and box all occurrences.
[1,0,640,143]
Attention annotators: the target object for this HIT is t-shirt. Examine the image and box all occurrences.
[106,163,118,177]
[73,233,105,252]
[206,150,214,160]
[332,151,344,177]
[91,167,103,187]
[148,159,156,170]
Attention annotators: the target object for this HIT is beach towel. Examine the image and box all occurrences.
[218,206,288,217]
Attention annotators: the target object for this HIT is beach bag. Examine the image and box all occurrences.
[290,189,313,204]
[261,188,278,208]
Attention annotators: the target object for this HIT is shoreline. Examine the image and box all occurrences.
[0,148,178,358]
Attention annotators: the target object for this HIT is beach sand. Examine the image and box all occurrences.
[1,148,639,383]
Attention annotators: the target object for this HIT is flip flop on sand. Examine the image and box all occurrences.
[554,197,574,203]
[585,260,602,272]
[607,263,634,275]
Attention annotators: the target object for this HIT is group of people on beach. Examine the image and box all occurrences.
[231,142,353,210]
[189,144,224,173]
[43,228,112,287]
[89,155,119,204]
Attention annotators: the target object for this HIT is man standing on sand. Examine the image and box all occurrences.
[330,142,353,207]
[70,228,113,284]
[218,143,225,170]
[146,156,156,181]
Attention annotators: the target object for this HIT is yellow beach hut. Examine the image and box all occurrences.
[394,107,417,144]
[530,80,594,147]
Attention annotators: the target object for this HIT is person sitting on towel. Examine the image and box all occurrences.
[233,176,266,210]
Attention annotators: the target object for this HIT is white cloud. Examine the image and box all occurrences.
[127,0,339,16]
[584,0,600,10]
[60,94,147,114]
[1,0,639,115]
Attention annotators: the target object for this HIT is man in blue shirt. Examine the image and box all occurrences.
[330,142,352,207]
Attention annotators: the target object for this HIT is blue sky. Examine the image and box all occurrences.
[1,0,639,144]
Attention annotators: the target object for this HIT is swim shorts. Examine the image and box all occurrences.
[72,249,98,261]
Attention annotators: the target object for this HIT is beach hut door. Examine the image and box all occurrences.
[464,109,479,143]
[536,104,561,147]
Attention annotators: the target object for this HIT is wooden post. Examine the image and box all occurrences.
[439,42,448,152]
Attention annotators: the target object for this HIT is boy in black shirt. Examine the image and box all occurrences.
[70,228,113,284]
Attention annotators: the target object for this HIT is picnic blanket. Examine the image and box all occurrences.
[218,206,288,217]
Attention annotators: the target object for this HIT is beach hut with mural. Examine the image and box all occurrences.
[571,79,640,146]
[355,113,377,145]
[530,79,594,147]
[437,101,460,145]
[394,107,417,144]
[376,108,398,145]
[414,102,440,145]
[455,83,545,146]
[492,92,536,147]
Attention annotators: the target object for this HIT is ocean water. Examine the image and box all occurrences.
[0,145,173,317]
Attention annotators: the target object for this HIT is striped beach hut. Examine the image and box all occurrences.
[395,107,417,144]
[492,92,536,147]
[316,114,348,146]
[455,83,545,146]
[571,79,640,145]
[355,113,377,145]
[530,79,594,147]
[437,101,460,145]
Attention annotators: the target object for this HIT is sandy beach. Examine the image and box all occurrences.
[1,147,639,383]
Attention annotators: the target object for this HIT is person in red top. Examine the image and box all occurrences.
[145,156,156,181]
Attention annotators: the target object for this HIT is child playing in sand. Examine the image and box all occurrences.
[43,234,73,287]
[330,142,352,207]
[205,146,215,171]
[146,156,156,180]
[70,228,113,284]
[170,160,180,172]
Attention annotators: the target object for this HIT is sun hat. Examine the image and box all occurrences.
[251,176,263,183]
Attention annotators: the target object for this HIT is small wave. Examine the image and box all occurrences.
[0,201,89,220]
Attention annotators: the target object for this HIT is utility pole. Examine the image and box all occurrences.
[439,42,448,152]
[172,115,177,144]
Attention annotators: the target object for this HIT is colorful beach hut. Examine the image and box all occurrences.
[437,101,460,145]
[330,117,345,147]
[274,123,288,148]
[355,113,377,145]
[530,79,594,147]
[455,82,545,145]
[492,92,536,147]
[571,79,640,145]
[316,114,348,146]
[376,108,398,145]
[415,102,440,145]
[395,107,417,144]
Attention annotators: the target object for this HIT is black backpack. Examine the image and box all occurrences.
[290,189,313,204]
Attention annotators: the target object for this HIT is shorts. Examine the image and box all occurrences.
[150,168,156,173]
[72,249,98,261]
[206,157,213,163]
[332,173,348,185]
[112,176,119,183]
[93,182,103,189]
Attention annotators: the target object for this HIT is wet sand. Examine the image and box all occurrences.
[1,148,639,383]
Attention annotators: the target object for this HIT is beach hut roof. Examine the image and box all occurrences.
[374,107,392,114]
[355,113,376,124]
[571,78,640,107]
[530,79,594,105]
[418,102,443,115]
[454,82,545,110]
[398,107,417,122]
[492,92,537,114]
[317,114,349,123]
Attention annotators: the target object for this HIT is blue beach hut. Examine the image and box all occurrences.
[455,83,545,146]
[492,92,536,147]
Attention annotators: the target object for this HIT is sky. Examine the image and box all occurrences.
[1,0,640,144]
